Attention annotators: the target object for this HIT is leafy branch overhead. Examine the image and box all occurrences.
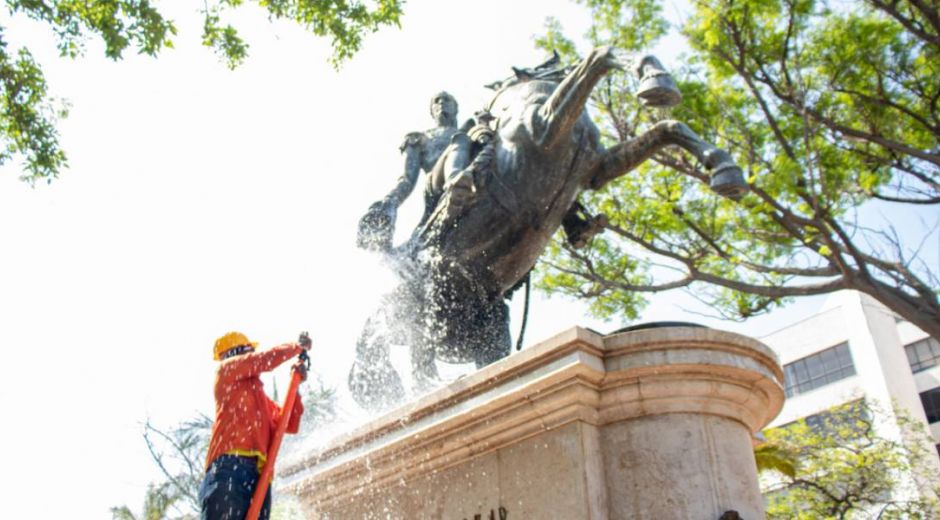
[201,0,403,69]
[534,0,939,338]
[1,0,403,184]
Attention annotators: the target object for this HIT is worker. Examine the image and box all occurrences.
[199,331,309,520]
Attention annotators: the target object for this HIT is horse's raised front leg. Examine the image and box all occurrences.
[535,47,617,149]
[536,48,681,149]
[588,120,748,200]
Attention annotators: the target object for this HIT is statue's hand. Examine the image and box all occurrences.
[356,199,397,252]
[446,170,476,207]
[434,170,477,225]
[468,122,496,145]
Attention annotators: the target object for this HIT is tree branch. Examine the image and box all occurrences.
[832,86,940,136]
[143,421,200,506]
[868,0,940,49]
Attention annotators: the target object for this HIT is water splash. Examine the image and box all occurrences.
[279,246,478,469]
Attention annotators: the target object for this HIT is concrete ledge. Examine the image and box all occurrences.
[280,326,784,519]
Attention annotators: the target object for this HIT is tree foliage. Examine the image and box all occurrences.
[535,0,939,337]
[2,0,403,184]
[757,401,940,519]
[110,481,184,520]
[754,442,797,479]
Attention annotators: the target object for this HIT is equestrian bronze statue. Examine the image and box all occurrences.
[351,48,747,410]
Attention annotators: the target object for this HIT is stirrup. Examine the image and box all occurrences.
[709,164,748,201]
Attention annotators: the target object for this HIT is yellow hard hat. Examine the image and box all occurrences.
[213,331,258,361]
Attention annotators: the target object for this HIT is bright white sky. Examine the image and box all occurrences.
[0,1,823,517]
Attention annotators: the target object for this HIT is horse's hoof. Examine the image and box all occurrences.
[637,72,682,108]
[710,164,748,201]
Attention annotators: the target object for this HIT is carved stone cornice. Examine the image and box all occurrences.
[280,326,784,516]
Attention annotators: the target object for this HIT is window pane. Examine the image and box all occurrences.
[806,356,825,380]
[916,341,931,359]
[835,343,850,367]
[906,337,940,374]
[837,345,856,375]
[782,343,856,397]
[921,387,940,423]
[819,347,839,373]
[794,359,810,381]
[776,400,868,437]
[784,364,798,397]
[929,338,940,357]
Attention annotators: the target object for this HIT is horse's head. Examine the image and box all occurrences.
[483,53,579,142]
[484,51,569,92]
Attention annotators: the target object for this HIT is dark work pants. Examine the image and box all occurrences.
[199,455,272,520]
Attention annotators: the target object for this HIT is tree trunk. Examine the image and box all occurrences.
[854,276,940,341]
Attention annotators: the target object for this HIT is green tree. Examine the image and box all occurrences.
[110,481,183,520]
[142,413,212,514]
[1,0,403,184]
[754,442,797,479]
[757,401,940,519]
[534,0,940,338]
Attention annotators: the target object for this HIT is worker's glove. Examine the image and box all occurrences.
[292,359,308,382]
[298,331,312,351]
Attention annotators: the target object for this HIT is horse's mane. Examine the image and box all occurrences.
[485,51,572,91]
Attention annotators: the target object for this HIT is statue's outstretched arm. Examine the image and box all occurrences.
[356,132,428,252]
[384,132,427,207]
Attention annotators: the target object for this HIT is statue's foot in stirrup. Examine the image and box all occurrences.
[564,211,608,249]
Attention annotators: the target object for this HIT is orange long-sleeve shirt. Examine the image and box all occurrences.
[205,344,304,470]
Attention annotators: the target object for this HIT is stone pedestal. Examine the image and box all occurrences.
[280,326,784,519]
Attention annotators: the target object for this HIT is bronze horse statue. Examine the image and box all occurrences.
[350,47,746,410]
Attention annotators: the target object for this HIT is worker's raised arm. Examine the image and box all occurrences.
[218,343,303,382]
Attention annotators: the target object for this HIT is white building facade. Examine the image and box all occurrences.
[760,290,940,456]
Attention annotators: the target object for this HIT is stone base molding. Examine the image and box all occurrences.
[280,326,784,519]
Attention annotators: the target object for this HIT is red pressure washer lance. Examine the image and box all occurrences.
[245,331,312,520]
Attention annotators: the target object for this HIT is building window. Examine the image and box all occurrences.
[920,387,940,423]
[773,400,869,437]
[905,337,940,373]
[784,342,856,398]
